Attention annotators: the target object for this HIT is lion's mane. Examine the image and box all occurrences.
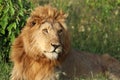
[10,5,70,80]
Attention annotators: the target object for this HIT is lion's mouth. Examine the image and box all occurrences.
[53,47,62,54]
[43,47,62,59]
[44,49,62,54]
[46,46,62,53]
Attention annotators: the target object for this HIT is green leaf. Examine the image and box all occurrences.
[10,33,15,42]
[18,0,23,8]
[7,23,16,36]
[0,14,8,30]
[10,7,15,16]
[0,5,3,12]
[19,9,24,16]
[0,28,5,34]
[3,5,9,14]
[10,0,15,16]
[13,23,17,29]
[9,0,15,16]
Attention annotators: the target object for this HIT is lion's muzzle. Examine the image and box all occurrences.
[51,43,62,53]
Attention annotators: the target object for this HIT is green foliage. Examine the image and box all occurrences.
[0,0,33,62]
[0,0,33,79]
[0,63,12,80]
[69,0,120,59]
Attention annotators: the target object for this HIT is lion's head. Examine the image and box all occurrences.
[20,5,70,60]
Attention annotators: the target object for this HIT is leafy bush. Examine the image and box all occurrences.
[0,0,33,79]
[0,0,33,62]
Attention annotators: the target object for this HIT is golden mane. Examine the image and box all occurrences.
[10,5,70,80]
[27,5,68,26]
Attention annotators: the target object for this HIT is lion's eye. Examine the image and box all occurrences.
[58,29,63,34]
[31,21,36,27]
[43,29,48,33]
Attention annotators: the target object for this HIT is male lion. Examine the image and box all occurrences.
[10,5,120,80]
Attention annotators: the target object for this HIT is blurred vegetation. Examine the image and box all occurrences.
[0,0,120,80]
[0,0,33,63]
[0,0,33,79]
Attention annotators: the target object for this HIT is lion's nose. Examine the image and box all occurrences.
[51,43,60,49]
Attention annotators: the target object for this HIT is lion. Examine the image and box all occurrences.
[10,5,120,80]
[10,5,70,80]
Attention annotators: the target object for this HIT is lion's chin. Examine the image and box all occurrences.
[43,52,59,60]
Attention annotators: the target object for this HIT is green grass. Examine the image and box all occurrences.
[0,62,12,80]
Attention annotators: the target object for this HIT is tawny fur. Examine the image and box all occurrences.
[10,5,70,80]
[61,50,120,80]
[10,5,120,80]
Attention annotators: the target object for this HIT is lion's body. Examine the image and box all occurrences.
[62,50,103,77]
[10,5,120,80]
[61,50,120,79]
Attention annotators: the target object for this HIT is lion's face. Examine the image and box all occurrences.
[22,21,69,60]
[21,6,70,60]
[32,22,65,59]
